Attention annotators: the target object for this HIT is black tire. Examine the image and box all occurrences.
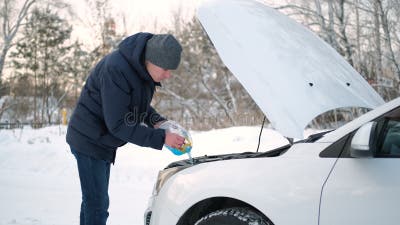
[194,207,271,225]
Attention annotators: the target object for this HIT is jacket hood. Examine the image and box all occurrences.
[118,32,160,85]
[198,0,384,139]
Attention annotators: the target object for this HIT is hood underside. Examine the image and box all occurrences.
[197,0,385,139]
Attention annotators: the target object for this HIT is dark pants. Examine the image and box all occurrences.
[71,148,111,225]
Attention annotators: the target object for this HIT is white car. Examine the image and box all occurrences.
[144,0,400,225]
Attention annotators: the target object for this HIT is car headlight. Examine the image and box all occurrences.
[153,166,187,195]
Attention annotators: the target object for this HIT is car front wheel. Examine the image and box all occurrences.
[194,207,271,225]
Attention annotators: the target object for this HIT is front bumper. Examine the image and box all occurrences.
[144,195,179,225]
[144,194,155,225]
[144,209,152,225]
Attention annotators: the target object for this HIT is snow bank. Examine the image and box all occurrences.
[0,125,315,225]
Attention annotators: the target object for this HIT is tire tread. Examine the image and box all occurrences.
[194,207,271,225]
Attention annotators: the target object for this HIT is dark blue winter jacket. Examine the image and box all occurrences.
[66,33,166,163]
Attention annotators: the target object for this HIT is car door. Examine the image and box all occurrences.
[319,108,400,225]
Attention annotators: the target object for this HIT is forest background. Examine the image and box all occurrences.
[0,0,399,131]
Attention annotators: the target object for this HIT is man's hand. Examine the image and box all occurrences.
[165,132,185,149]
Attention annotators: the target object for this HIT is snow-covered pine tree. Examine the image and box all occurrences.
[11,7,72,124]
[63,41,92,108]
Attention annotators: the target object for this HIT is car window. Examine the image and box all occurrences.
[319,134,350,158]
[321,106,400,158]
[376,119,400,157]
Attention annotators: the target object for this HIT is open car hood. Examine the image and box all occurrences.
[197,0,384,139]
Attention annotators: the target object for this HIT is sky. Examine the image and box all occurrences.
[2,0,200,79]
[69,0,201,47]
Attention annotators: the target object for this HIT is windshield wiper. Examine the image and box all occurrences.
[301,130,334,143]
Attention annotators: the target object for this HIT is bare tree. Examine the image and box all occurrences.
[354,0,362,71]
[327,0,339,50]
[373,0,383,83]
[377,0,400,79]
[0,0,36,80]
[152,13,264,129]
[200,67,236,126]
[81,0,123,60]
[335,0,354,65]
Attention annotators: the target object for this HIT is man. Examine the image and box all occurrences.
[66,33,185,225]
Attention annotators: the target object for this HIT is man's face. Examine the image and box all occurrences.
[145,61,172,82]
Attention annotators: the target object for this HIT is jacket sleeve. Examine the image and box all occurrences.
[144,106,167,128]
[100,66,165,149]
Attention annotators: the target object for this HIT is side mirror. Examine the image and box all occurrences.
[350,122,376,158]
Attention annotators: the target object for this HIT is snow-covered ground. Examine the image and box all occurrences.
[0,125,317,225]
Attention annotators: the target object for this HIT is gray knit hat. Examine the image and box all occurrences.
[145,34,182,70]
